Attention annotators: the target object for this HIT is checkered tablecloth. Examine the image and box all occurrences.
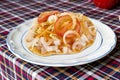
[0,0,120,80]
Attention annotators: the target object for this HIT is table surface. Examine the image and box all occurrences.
[0,0,120,80]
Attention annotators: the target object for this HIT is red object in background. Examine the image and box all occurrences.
[93,0,120,9]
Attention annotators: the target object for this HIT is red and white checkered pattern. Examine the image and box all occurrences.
[0,0,120,80]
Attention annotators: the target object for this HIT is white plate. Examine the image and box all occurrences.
[6,18,117,67]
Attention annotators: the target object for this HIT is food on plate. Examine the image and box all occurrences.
[25,11,96,56]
